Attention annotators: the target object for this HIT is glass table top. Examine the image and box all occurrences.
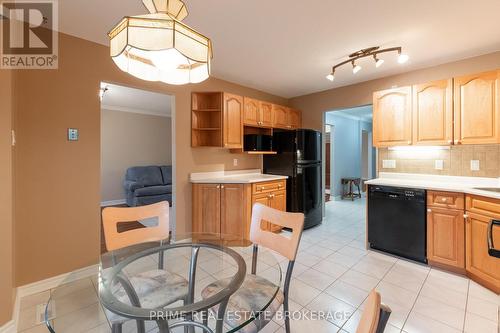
[46,233,284,333]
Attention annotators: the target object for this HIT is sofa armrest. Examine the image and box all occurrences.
[124,180,144,192]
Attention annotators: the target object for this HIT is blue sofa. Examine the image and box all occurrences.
[124,166,172,207]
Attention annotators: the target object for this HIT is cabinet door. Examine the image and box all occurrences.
[192,184,221,235]
[427,207,465,270]
[252,193,272,231]
[373,86,412,147]
[272,105,288,129]
[288,109,302,129]
[466,212,500,293]
[413,80,453,145]
[243,97,259,126]
[268,190,286,232]
[454,71,500,145]
[220,184,246,239]
[223,93,244,148]
[260,101,273,127]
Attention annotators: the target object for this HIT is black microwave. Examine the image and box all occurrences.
[244,134,273,152]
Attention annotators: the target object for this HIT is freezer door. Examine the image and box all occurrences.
[296,129,322,163]
[291,163,322,228]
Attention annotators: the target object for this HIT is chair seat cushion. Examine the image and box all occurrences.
[106,269,188,323]
[134,185,172,197]
[201,274,284,333]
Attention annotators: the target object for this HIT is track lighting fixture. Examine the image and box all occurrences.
[352,61,362,74]
[326,46,409,81]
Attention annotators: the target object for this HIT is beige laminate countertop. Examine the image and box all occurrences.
[365,172,500,200]
[190,169,287,184]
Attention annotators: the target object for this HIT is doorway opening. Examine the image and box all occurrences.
[324,105,375,202]
[99,82,175,253]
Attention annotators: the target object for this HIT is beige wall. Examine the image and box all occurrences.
[291,51,500,131]
[101,109,172,202]
[0,70,14,325]
[13,32,287,286]
[378,145,500,178]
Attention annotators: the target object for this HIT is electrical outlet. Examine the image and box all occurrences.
[382,160,396,169]
[67,128,79,141]
[435,160,444,170]
[233,159,238,167]
[470,160,480,171]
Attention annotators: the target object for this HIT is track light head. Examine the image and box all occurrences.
[374,55,384,68]
[352,61,362,74]
[326,72,335,82]
[398,52,409,64]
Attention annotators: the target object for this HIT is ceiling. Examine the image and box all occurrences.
[101,83,172,117]
[328,106,373,122]
[60,1,500,98]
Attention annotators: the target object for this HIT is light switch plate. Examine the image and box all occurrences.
[382,160,396,169]
[470,160,480,171]
[435,160,444,170]
[67,128,79,141]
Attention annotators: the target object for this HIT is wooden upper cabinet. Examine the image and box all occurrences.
[223,93,243,148]
[413,80,453,145]
[373,86,412,147]
[454,71,500,145]
[260,101,273,127]
[272,104,289,129]
[427,207,465,270]
[288,109,302,129]
[243,97,260,126]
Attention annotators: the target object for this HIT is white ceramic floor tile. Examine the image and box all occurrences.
[351,256,393,279]
[20,291,51,311]
[85,322,112,333]
[336,246,367,260]
[466,295,499,322]
[51,303,108,332]
[382,264,427,294]
[326,252,361,268]
[420,278,467,310]
[339,309,362,333]
[324,280,369,308]
[288,278,323,306]
[464,311,498,333]
[403,311,461,333]
[295,252,323,267]
[468,280,500,305]
[412,295,465,330]
[296,268,338,291]
[339,270,380,292]
[306,293,355,327]
[426,268,469,294]
[312,261,349,279]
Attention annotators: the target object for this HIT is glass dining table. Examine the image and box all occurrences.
[45,233,284,333]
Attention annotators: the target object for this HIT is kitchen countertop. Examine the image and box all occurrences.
[365,172,500,200]
[190,169,287,184]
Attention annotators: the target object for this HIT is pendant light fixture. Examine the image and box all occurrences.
[108,0,213,85]
[326,46,409,82]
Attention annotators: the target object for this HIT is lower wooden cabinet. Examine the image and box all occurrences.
[427,206,465,271]
[465,195,500,293]
[192,180,286,239]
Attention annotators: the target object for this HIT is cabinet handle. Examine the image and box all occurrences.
[454,140,461,144]
[441,198,447,202]
[221,185,225,189]
[407,141,411,145]
[448,140,452,144]
[216,185,220,189]
[464,214,469,219]
[427,208,432,213]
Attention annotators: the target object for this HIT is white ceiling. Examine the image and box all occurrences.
[328,106,373,122]
[60,1,500,98]
[101,83,172,117]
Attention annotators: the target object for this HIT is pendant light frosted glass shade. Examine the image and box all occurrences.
[108,0,212,85]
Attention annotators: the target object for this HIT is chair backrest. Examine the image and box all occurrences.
[249,203,304,261]
[356,290,381,333]
[102,201,170,251]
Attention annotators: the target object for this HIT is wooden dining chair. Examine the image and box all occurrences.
[101,201,189,333]
[356,290,391,333]
[201,203,305,333]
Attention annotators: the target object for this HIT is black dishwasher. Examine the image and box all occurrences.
[368,185,427,263]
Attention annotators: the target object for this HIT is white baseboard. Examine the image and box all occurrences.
[5,264,98,332]
[17,264,99,298]
[100,199,126,207]
[0,320,15,333]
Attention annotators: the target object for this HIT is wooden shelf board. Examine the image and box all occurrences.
[192,128,221,131]
[192,109,221,112]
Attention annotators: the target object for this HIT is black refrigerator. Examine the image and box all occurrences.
[263,129,322,229]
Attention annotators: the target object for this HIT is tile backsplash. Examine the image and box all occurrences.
[378,145,500,178]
